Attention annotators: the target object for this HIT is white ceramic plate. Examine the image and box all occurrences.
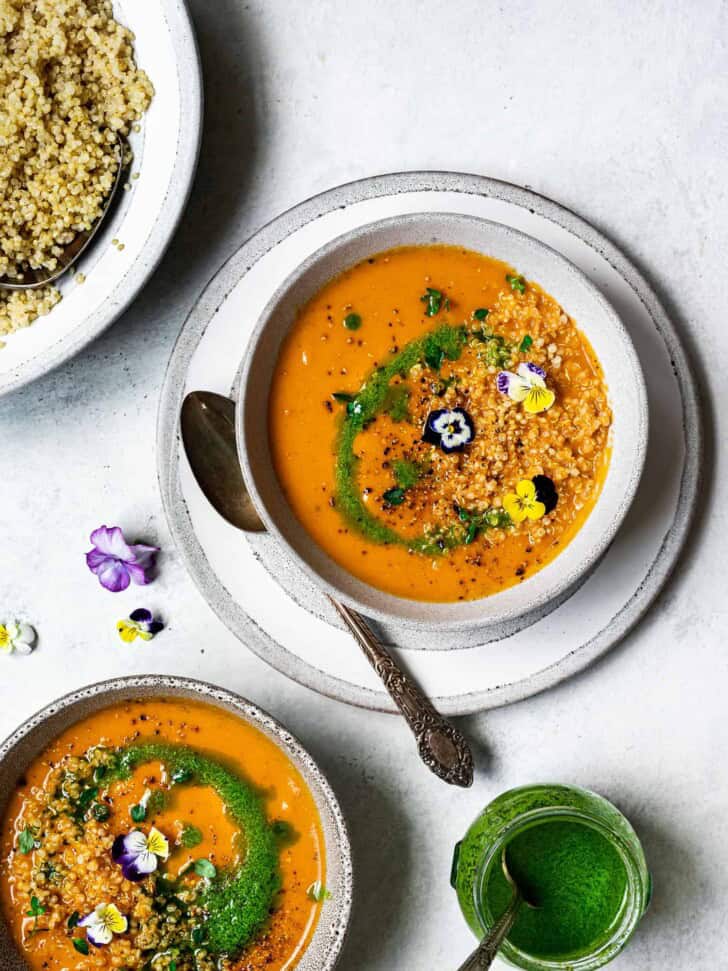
[0,0,202,397]
[157,173,701,716]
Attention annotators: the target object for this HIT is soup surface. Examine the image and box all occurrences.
[0,699,325,971]
[269,245,611,602]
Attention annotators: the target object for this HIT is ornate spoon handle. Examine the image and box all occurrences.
[456,891,522,970]
[329,598,474,788]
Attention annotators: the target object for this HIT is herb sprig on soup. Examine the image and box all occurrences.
[269,245,612,602]
[0,700,326,971]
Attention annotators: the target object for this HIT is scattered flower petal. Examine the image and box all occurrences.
[86,526,159,593]
[117,609,164,643]
[79,903,128,946]
[532,475,558,514]
[497,362,555,414]
[112,827,169,882]
[423,408,475,453]
[0,621,37,656]
[503,479,547,524]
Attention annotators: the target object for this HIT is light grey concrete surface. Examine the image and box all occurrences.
[1,1,725,968]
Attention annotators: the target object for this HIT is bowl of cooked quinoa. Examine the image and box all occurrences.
[0,0,202,396]
[238,212,649,632]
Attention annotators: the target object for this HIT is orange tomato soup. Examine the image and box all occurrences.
[0,699,325,971]
[269,245,611,602]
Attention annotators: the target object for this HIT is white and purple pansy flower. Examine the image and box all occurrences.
[423,408,475,453]
[86,526,159,593]
[112,827,169,882]
[497,362,556,414]
[78,902,128,946]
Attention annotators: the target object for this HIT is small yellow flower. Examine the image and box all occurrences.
[503,480,547,523]
[79,902,128,945]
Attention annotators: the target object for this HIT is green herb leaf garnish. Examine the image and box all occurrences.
[506,273,526,294]
[473,308,489,320]
[420,287,445,317]
[18,827,36,854]
[171,768,193,785]
[423,337,445,371]
[191,926,206,946]
[343,312,362,330]
[306,880,332,903]
[27,896,45,918]
[194,858,216,879]
[68,911,80,929]
[130,803,146,823]
[72,939,89,955]
[519,334,533,352]
[91,802,111,822]
[346,399,364,420]
[332,392,354,403]
[383,487,406,507]
[383,384,410,422]
[180,824,203,849]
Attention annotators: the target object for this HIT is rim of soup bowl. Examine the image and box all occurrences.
[236,212,648,633]
[0,675,353,971]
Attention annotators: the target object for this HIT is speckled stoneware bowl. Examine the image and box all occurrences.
[238,212,648,631]
[0,676,352,971]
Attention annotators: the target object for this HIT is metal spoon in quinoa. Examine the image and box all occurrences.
[0,135,126,291]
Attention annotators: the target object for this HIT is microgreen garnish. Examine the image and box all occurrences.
[91,802,111,822]
[191,926,206,946]
[420,287,448,317]
[74,785,99,822]
[455,505,512,544]
[473,307,489,320]
[519,334,533,352]
[506,273,526,294]
[306,880,332,903]
[332,392,354,403]
[382,487,406,507]
[72,939,90,955]
[171,767,193,785]
[194,858,216,879]
[423,339,445,371]
[68,911,80,929]
[180,824,203,849]
[18,826,36,854]
[27,895,45,923]
[343,312,362,330]
[130,803,146,823]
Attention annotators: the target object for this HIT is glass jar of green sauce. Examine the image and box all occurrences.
[451,784,651,970]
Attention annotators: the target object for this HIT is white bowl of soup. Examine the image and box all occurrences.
[0,677,352,971]
[237,213,648,632]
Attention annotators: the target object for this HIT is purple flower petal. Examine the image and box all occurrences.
[89,526,133,562]
[496,371,513,395]
[125,562,153,587]
[96,560,131,592]
[519,361,546,380]
[129,608,153,624]
[128,543,159,571]
[112,831,147,861]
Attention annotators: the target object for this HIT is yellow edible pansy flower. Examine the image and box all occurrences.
[78,902,128,946]
[497,362,556,415]
[503,480,547,524]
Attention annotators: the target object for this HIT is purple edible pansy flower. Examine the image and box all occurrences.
[86,526,159,593]
[112,827,169,882]
[423,408,475,453]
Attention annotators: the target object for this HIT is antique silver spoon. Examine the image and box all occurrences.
[181,390,474,788]
[456,848,539,970]
[0,135,126,291]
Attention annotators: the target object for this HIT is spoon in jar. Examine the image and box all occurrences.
[456,847,540,970]
[0,135,126,290]
[181,390,474,788]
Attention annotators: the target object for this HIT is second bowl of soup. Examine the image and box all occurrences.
[238,213,647,630]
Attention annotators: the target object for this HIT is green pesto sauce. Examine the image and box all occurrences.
[485,819,628,960]
[334,323,509,553]
[118,743,280,957]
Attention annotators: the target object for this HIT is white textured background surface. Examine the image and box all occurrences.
[1,1,725,967]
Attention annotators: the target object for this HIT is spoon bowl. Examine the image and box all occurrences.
[0,135,126,291]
